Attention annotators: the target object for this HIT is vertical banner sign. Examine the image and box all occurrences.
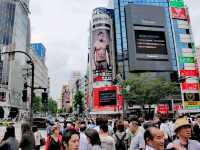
[171,8,187,20]
[170,0,200,110]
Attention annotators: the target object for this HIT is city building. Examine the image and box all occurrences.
[31,43,46,63]
[88,7,122,114]
[112,0,200,110]
[0,0,31,118]
[70,71,81,106]
[28,46,49,97]
[113,0,177,79]
[60,84,71,112]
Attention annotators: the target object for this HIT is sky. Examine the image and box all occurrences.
[30,0,200,100]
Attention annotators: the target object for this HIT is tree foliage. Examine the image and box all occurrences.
[48,98,58,114]
[73,91,84,113]
[32,95,57,114]
[32,96,42,113]
[122,73,180,105]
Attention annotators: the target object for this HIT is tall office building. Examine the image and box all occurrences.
[31,43,46,62]
[88,7,123,114]
[0,0,30,118]
[113,0,200,110]
[29,46,49,97]
[113,0,177,79]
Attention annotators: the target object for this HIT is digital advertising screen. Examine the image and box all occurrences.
[99,90,116,106]
[135,30,168,55]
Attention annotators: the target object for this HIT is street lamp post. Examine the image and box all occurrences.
[0,50,34,125]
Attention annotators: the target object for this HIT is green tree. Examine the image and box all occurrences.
[47,99,58,114]
[32,96,42,113]
[122,73,180,105]
[73,91,84,113]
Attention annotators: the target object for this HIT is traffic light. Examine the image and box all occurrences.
[22,89,27,102]
[22,83,27,102]
[42,92,48,103]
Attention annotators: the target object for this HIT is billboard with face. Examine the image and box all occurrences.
[92,29,111,71]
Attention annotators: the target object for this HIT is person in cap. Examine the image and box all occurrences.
[167,117,200,150]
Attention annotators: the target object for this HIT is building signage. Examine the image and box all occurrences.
[184,93,200,109]
[180,70,198,77]
[181,83,199,91]
[182,48,194,57]
[171,8,187,20]
[184,63,195,70]
[179,57,194,63]
[179,34,192,43]
[177,20,189,29]
[157,104,169,114]
[169,0,184,8]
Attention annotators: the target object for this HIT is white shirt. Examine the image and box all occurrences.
[34,131,41,146]
[145,145,155,150]
[80,132,89,150]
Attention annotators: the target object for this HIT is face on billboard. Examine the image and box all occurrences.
[92,29,111,71]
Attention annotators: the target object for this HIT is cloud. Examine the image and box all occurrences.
[30,0,200,99]
[30,0,109,99]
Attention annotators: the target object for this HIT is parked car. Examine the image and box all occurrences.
[33,117,47,128]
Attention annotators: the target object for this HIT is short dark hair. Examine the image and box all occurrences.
[144,128,154,141]
[63,129,80,146]
[116,120,124,132]
[32,126,38,133]
[85,128,101,146]
[100,124,108,133]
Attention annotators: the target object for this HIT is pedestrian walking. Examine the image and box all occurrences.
[113,120,128,150]
[62,128,80,150]
[193,115,200,142]
[0,125,18,150]
[79,121,89,150]
[85,128,102,150]
[32,126,42,150]
[167,117,200,150]
[19,122,35,150]
[129,119,145,150]
[45,124,63,150]
[99,124,115,150]
[144,127,165,150]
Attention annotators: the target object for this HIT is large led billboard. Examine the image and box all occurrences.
[125,4,173,72]
[135,30,168,55]
[99,90,116,106]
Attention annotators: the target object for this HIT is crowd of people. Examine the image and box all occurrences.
[0,114,200,150]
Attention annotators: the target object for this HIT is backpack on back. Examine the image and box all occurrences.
[115,133,126,150]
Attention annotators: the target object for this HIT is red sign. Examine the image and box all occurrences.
[93,85,123,111]
[174,104,182,111]
[179,70,198,77]
[181,83,199,90]
[157,104,168,114]
[171,7,187,20]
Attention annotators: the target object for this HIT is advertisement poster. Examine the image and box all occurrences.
[180,70,198,77]
[171,7,187,20]
[92,29,111,71]
[181,83,199,91]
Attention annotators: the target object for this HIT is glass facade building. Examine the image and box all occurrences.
[113,0,177,79]
[31,43,46,61]
[0,0,30,117]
